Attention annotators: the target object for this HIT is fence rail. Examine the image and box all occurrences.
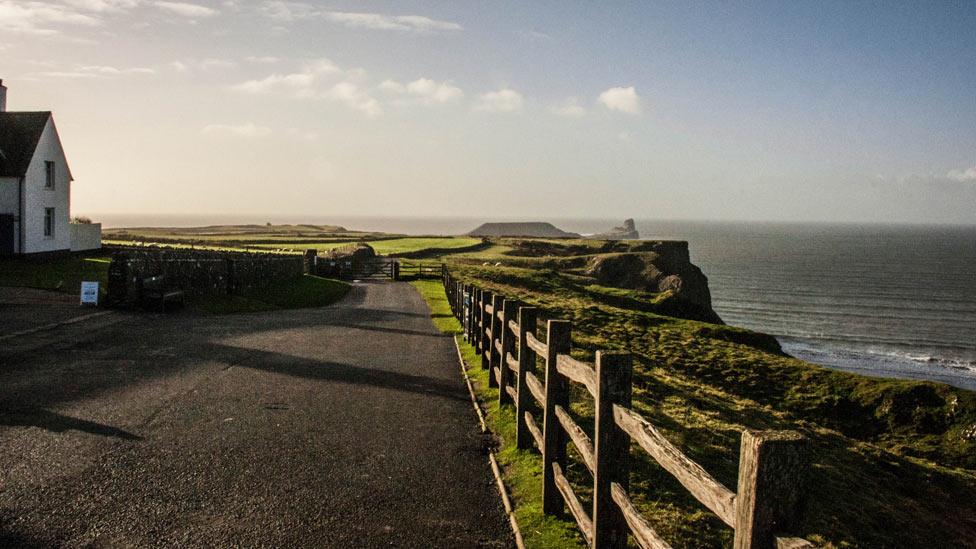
[443,270,814,549]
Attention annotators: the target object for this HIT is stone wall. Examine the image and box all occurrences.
[107,248,303,306]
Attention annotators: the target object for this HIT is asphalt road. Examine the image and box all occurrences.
[0,282,511,548]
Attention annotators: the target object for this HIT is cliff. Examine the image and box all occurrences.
[467,222,580,238]
[591,218,639,240]
[585,241,722,324]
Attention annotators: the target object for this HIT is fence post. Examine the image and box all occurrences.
[456,281,462,319]
[498,299,518,406]
[733,430,810,549]
[515,306,538,450]
[592,351,633,549]
[480,290,492,370]
[467,285,475,342]
[542,320,573,515]
[488,294,504,388]
[468,286,481,351]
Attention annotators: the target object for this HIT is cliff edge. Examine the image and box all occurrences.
[585,241,722,323]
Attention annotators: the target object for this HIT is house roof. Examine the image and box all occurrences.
[0,111,52,178]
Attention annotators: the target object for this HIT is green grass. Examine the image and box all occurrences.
[366,237,480,255]
[410,279,586,549]
[192,274,350,314]
[437,261,976,548]
[107,229,481,258]
[0,252,111,294]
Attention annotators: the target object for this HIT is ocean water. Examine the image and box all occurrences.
[94,213,976,390]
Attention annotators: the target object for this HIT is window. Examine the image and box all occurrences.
[44,208,54,237]
[45,161,55,189]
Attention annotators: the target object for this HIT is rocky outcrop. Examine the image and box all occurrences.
[591,218,639,240]
[585,242,722,324]
[467,222,579,238]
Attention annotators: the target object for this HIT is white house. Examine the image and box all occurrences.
[0,79,100,255]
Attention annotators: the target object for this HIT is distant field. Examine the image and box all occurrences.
[105,224,482,257]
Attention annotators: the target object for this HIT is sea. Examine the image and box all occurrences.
[94,213,976,391]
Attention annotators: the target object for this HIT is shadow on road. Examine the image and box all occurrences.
[0,408,143,441]
[211,342,468,403]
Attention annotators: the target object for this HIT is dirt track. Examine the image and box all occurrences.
[0,281,510,548]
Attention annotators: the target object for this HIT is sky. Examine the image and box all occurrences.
[1,0,975,225]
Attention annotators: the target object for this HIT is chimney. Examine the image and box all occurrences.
[0,79,6,112]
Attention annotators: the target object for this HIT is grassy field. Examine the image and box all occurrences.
[425,258,976,548]
[408,235,976,548]
[0,252,112,294]
[103,224,481,257]
[190,275,350,314]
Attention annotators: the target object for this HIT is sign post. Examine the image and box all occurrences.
[80,281,99,306]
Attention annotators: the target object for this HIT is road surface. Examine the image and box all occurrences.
[0,281,510,548]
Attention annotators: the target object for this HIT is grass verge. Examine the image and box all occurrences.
[0,252,111,293]
[192,275,350,314]
[410,279,585,549]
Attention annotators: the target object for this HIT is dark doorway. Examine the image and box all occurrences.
[0,214,15,256]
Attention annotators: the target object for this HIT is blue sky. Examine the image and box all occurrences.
[2,1,974,223]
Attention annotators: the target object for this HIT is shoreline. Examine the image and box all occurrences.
[780,337,976,391]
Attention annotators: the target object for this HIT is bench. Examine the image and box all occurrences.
[139,275,185,312]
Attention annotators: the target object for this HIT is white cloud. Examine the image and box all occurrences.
[154,1,217,18]
[260,1,314,21]
[598,86,642,115]
[202,123,272,138]
[231,57,339,96]
[474,88,523,112]
[65,0,140,12]
[947,166,976,183]
[380,78,463,104]
[0,1,101,34]
[378,79,406,94]
[33,64,155,78]
[322,11,461,32]
[258,2,461,32]
[327,81,382,117]
[170,60,188,72]
[549,97,586,118]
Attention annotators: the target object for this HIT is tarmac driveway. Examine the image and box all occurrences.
[0,281,510,548]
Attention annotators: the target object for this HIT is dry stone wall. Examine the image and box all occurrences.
[107,248,303,306]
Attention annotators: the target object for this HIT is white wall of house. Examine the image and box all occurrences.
[22,118,71,253]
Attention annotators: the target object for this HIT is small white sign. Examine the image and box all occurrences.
[80,281,99,305]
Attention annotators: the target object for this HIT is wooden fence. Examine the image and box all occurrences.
[442,270,814,549]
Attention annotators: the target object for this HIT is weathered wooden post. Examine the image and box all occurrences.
[498,299,519,406]
[592,351,633,549]
[480,290,492,370]
[542,320,572,515]
[515,306,538,450]
[468,285,476,342]
[456,281,463,319]
[468,284,481,351]
[488,294,504,388]
[733,430,810,549]
[462,284,470,340]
